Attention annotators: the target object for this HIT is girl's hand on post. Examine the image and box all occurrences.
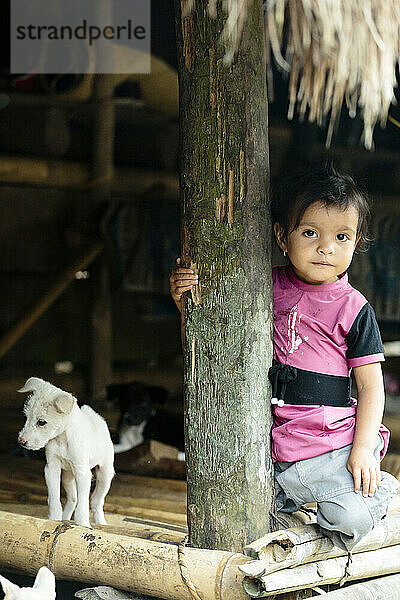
[169,258,198,313]
[346,445,381,497]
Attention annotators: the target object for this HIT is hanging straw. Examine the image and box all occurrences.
[182,0,400,149]
[266,0,400,149]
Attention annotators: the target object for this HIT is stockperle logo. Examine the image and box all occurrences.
[11,0,150,74]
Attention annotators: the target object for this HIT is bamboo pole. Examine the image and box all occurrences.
[241,505,400,577]
[0,511,251,600]
[308,573,400,599]
[0,241,103,360]
[0,504,187,543]
[243,544,400,597]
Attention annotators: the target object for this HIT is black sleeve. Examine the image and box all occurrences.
[346,303,384,360]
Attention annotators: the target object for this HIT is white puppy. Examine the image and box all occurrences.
[18,377,114,528]
[0,567,55,600]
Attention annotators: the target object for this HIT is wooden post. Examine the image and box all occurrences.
[90,74,114,400]
[175,0,274,552]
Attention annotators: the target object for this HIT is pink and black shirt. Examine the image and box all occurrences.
[271,265,389,463]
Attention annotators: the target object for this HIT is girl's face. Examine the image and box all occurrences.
[274,202,360,285]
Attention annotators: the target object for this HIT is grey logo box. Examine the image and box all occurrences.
[11,0,150,74]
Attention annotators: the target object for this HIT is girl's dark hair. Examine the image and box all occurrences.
[271,163,371,253]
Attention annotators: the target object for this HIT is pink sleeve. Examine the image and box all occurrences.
[348,353,385,368]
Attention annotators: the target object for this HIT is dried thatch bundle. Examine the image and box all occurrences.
[182,0,249,64]
[182,0,400,149]
[267,0,400,149]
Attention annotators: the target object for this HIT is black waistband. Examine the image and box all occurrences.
[268,360,352,407]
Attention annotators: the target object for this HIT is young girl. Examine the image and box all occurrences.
[169,164,399,551]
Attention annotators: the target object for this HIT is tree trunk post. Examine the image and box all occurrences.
[175,0,274,552]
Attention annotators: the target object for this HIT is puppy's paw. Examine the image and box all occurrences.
[93,516,107,525]
[48,510,63,521]
[75,520,92,529]
[74,511,92,528]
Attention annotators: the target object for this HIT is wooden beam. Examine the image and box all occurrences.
[0,156,179,196]
[0,241,103,360]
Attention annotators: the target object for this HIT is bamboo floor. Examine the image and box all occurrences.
[0,442,399,599]
[0,454,188,529]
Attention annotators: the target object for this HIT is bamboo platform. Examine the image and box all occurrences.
[0,453,399,598]
[0,454,251,600]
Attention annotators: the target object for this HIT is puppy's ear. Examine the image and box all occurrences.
[0,574,20,598]
[17,377,44,393]
[54,393,75,414]
[33,567,56,598]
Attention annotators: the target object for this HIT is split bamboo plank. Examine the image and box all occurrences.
[100,514,187,535]
[0,503,48,518]
[102,503,187,527]
[243,544,400,597]
[0,510,250,600]
[0,485,186,514]
[0,489,48,505]
[109,496,187,514]
[105,481,186,502]
[115,472,187,493]
[0,489,186,516]
[0,492,187,526]
[0,457,187,493]
[0,477,47,495]
[310,573,400,599]
[241,505,400,577]
[0,503,188,532]
[0,474,185,504]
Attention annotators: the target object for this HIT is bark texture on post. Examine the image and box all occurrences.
[175,0,274,552]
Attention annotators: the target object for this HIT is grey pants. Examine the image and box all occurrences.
[274,436,399,551]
